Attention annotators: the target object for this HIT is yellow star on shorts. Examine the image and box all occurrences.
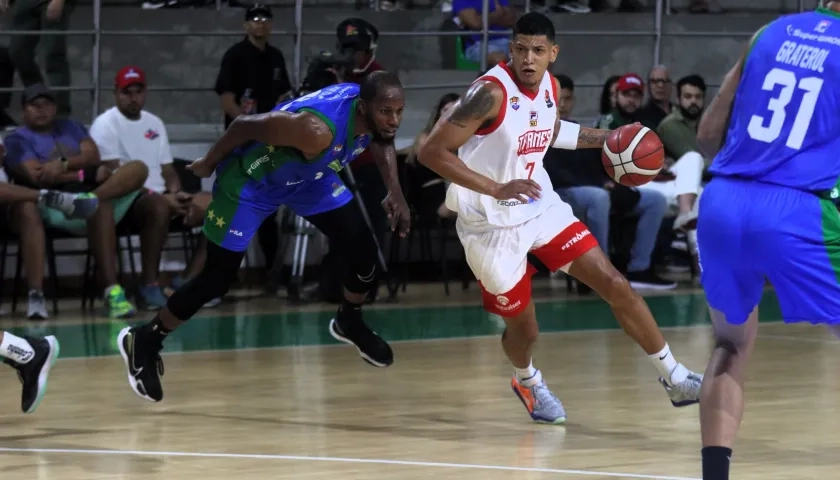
[267,145,275,153]
[215,216,225,227]
[207,209,216,221]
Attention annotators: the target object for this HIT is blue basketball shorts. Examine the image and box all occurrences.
[697,177,840,325]
[202,161,353,252]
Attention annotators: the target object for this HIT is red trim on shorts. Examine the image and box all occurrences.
[530,221,599,272]
[498,62,538,100]
[479,264,537,318]
[474,75,508,136]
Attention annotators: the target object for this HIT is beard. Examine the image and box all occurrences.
[616,103,638,119]
[680,104,702,120]
[365,111,394,142]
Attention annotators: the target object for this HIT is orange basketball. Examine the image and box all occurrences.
[601,124,665,187]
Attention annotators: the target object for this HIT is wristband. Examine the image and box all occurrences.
[551,120,580,150]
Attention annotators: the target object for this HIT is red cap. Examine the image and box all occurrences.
[115,66,146,90]
[616,73,644,93]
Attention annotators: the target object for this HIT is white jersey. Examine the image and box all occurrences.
[445,63,559,228]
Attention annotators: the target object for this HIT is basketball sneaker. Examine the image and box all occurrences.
[511,370,567,424]
[328,307,393,367]
[659,369,703,407]
[117,327,164,402]
[5,335,60,414]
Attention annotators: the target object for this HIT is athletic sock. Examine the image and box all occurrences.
[137,315,172,341]
[337,298,363,329]
[514,359,538,383]
[649,343,688,385]
[701,446,732,480]
[0,333,34,364]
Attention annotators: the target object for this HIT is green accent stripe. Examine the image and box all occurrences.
[820,198,840,284]
[817,6,840,20]
[202,157,252,246]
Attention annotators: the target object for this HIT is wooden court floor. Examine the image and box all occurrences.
[0,282,837,479]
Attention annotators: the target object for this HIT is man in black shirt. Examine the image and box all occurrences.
[214,3,293,129]
[214,2,293,286]
[546,75,675,290]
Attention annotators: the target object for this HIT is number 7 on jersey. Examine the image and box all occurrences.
[525,162,535,179]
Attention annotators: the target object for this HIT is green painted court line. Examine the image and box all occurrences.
[6,292,784,360]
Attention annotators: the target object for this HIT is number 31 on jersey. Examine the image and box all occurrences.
[747,67,824,150]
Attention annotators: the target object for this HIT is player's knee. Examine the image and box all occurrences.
[600,269,636,306]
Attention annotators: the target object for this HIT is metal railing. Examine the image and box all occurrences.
[0,0,815,123]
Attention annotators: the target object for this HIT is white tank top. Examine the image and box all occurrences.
[445,63,560,228]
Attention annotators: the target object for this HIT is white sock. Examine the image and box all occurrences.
[514,359,538,382]
[0,333,35,364]
[649,343,688,385]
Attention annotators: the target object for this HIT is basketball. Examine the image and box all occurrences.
[601,124,665,187]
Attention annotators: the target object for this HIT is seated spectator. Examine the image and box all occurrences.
[0,138,99,319]
[597,75,620,117]
[405,92,459,221]
[453,0,517,65]
[645,74,708,254]
[90,66,218,310]
[637,65,673,129]
[547,75,675,290]
[3,83,147,319]
[596,73,645,129]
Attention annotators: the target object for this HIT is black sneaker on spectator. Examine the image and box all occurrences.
[626,270,677,290]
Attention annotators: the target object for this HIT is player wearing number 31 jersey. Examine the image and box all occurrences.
[418,12,702,425]
[695,3,840,479]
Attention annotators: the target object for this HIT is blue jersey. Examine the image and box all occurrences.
[231,83,371,186]
[710,8,840,191]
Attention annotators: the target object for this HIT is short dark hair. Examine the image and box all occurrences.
[554,74,574,91]
[360,70,402,103]
[512,12,556,42]
[677,74,706,96]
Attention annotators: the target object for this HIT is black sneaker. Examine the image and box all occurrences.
[6,335,60,413]
[117,327,164,402]
[626,270,678,290]
[328,312,393,367]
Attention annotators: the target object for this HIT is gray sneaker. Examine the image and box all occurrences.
[511,370,567,424]
[659,368,703,407]
[27,290,48,320]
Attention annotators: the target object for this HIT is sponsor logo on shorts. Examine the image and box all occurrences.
[496,199,524,207]
[353,146,365,156]
[286,180,303,186]
[229,229,244,237]
[561,229,591,251]
[246,155,270,175]
[495,294,521,312]
[314,172,324,180]
[517,129,552,156]
[327,160,342,173]
[331,183,347,197]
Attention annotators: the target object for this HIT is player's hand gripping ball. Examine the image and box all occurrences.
[601,124,664,187]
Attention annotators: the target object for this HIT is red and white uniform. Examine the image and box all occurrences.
[446,63,598,317]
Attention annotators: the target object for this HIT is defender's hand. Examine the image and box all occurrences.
[382,192,411,238]
[187,157,215,178]
[492,179,542,204]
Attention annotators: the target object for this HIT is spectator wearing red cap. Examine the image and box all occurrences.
[89,66,217,311]
[595,73,647,130]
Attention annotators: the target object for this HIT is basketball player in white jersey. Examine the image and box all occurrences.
[417,12,703,424]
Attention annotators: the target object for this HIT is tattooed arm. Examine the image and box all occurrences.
[550,76,611,150]
[417,80,507,197]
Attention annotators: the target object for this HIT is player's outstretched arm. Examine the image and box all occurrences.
[549,76,610,150]
[417,80,541,203]
[367,139,411,236]
[190,111,333,177]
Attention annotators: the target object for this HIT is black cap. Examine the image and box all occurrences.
[21,83,56,106]
[245,3,272,20]
[336,18,378,51]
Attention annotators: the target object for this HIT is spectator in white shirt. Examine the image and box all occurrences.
[90,66,217,310]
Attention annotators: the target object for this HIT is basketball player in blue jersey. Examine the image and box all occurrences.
[115,72,411,403]
[695,2,840,478]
